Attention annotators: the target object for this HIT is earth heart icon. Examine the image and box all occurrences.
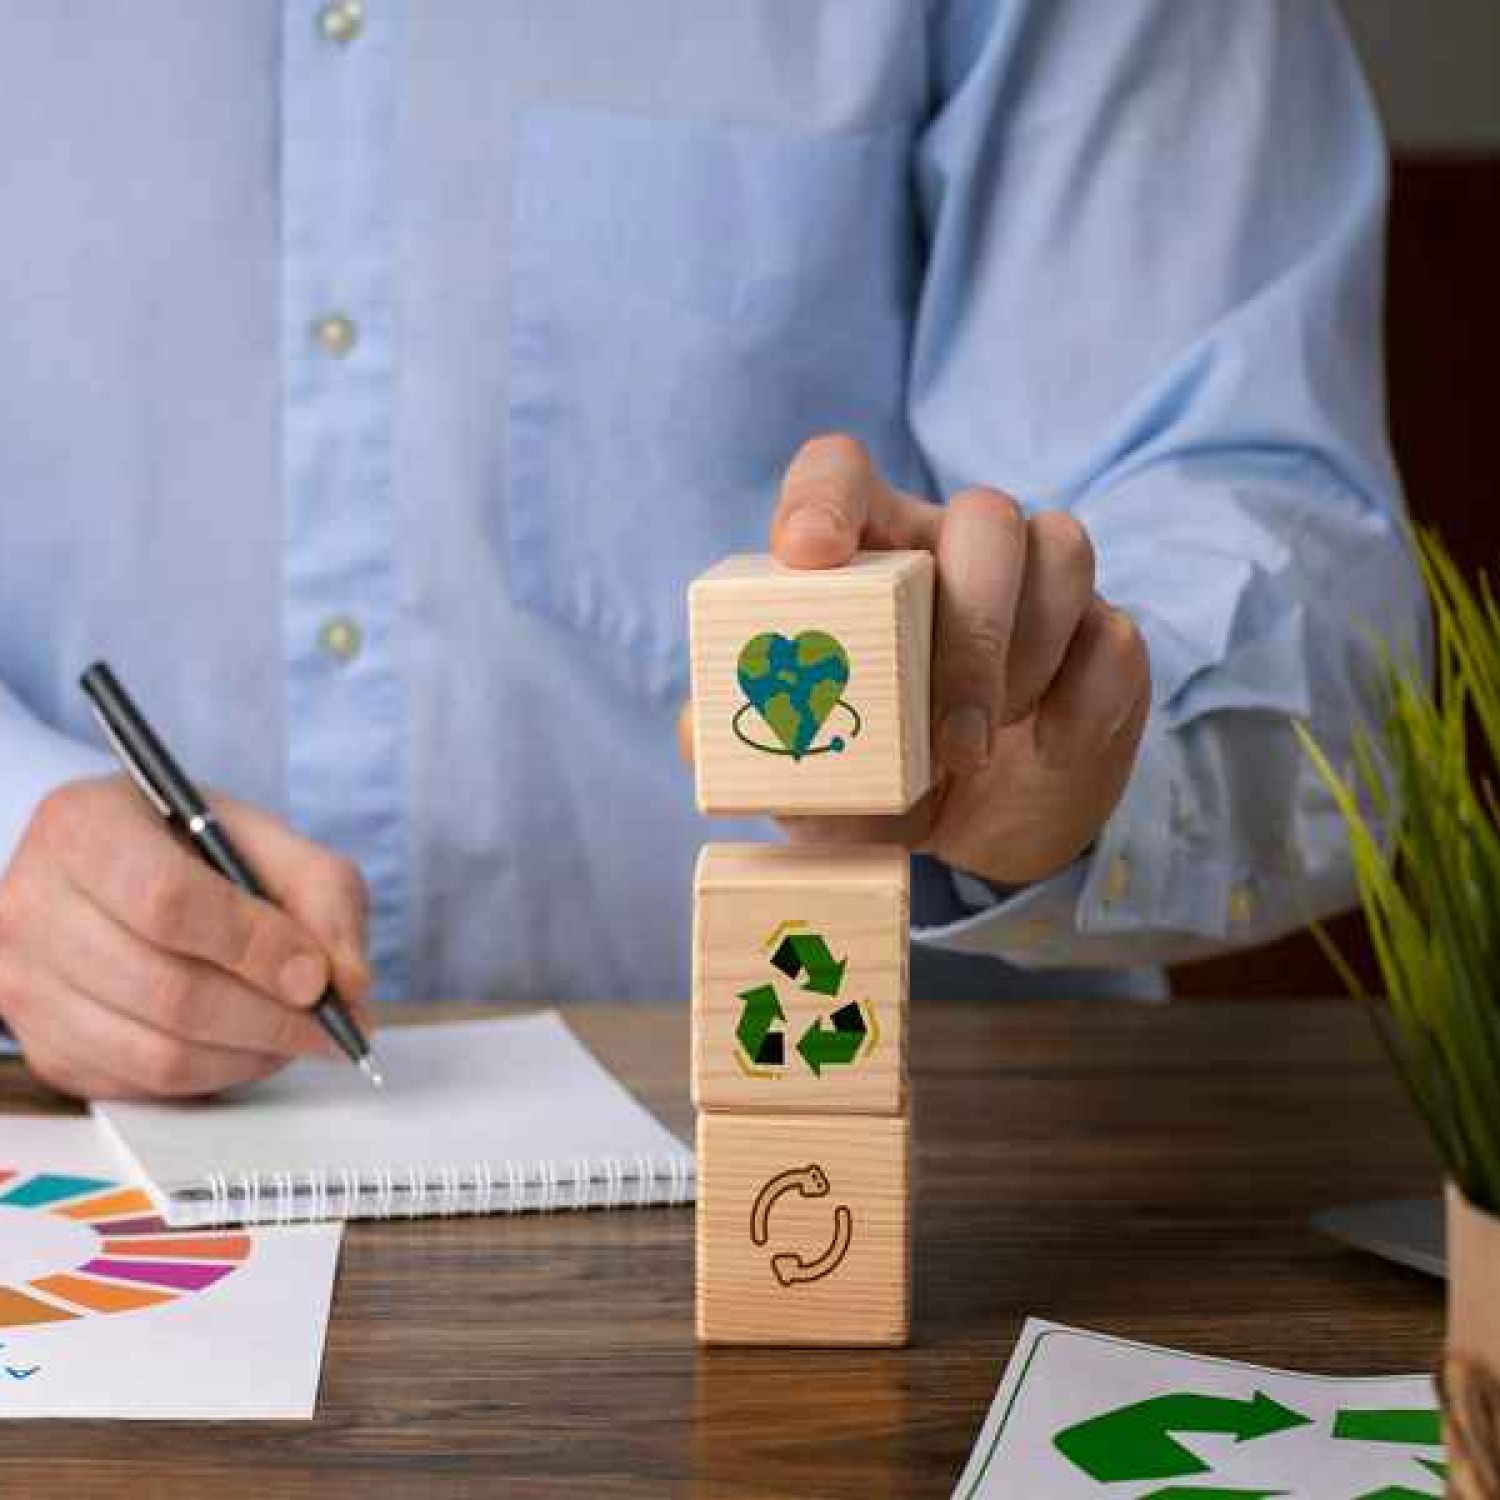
[733,630,862,760]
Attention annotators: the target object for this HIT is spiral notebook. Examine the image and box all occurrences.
[91,1011,695,1227]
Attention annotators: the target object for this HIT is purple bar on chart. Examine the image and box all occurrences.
[89,1215,171,1237]
[78,1258,236,1293]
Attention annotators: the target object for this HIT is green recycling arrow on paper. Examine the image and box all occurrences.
[1333,1409,1443,1447]
[1049,1395,1446,1499]
[1136,1488,1288,1499]
[1335,1407,1446,1500]
[731,923,873,1078]
[1054,1391,1313,1484]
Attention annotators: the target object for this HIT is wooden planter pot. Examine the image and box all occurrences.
[1443,1183,1500,1498]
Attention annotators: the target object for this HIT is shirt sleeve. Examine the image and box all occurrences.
[0,683,113,875]
[907,0,1427,967]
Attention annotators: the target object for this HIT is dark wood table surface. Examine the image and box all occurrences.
[0,1000,1445,1498]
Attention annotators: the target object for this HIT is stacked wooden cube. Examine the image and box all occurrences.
[688,551,934,1345]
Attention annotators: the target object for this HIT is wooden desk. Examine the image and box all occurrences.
[0,1001,1444,1498]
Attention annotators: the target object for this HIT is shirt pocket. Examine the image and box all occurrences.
[506,105,921,705]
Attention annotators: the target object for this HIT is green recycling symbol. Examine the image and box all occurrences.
[1053,1394,1446,1497]
[734,922,876,1078]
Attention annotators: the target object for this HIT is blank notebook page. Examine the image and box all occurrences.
[92,1011,694,1226]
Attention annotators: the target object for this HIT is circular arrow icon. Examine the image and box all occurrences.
[749,1163,854,1287]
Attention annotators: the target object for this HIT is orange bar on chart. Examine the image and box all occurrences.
[30,1273,176,1315]
[99,1235,252,1261]
[55,1188,156,1221]
[0,1285,78,1326]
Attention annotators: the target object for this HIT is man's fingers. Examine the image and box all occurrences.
[931,487,1028,774]
[770,434,941,569]
[0,955,138,1101]
[66,820,333,1011]
[19,1036,137,1103]
[39,878,337,1060]
[213,795,372,1004]
[1034,601,1151,766]
[8,966,285,1101]
[777,785,943,852]
[1004,511,1096,723]
[35,783,333,1010]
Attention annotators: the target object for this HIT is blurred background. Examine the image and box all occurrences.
[1173,1,1500,997]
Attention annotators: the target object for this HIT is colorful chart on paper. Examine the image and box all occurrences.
[0,1167,250,1328]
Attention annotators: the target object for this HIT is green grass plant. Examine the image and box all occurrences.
[1298,528,1500,1215]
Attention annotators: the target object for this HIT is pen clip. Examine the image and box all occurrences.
[87,700,174,822]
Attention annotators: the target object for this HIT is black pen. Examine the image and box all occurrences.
[79,661,385,1089]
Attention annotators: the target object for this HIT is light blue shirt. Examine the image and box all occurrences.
[0,1,1424,1006]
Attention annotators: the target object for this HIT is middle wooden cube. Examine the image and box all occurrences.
[693,843,908,1116]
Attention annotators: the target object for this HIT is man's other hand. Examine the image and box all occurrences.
[681,434,1151,888]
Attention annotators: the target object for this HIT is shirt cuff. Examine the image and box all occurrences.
[908,709,1281,969]
[912,849,1092,967]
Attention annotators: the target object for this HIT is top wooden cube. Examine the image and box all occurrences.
[688,551,934,816]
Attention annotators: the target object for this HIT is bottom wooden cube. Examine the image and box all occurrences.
[696,1111,909,1346]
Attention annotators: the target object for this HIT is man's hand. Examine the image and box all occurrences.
[0,775,374,1100]
[683,434,1151,887]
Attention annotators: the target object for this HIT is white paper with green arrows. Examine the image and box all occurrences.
[953,1320,1444,1499]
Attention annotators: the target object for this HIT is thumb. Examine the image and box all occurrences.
[770,434,878,568]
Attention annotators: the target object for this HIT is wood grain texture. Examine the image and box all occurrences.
[692,843,907,1115]
[0,1000,1445,1498]
[696,1111,909,1347]
[688,550,933,815]
[1447,1184,1500,1371]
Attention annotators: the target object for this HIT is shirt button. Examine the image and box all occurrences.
[1012,917,1054,947]
[1228,882,1256,925]
[312,313,358,358]
[1102,854,1130,906]
[318,0,363,44]
[319,615,362,664]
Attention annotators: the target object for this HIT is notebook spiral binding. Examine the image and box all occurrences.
[168,1153,696,1227]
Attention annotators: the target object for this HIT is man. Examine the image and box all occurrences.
[0,2,1423,1099]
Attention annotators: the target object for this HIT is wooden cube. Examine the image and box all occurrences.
[688,550,933,815]
[696,1111,910,1346]
[692,843,907,1116]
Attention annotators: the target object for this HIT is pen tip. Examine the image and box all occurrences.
[358,1053,386,1090]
